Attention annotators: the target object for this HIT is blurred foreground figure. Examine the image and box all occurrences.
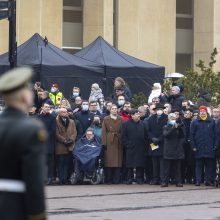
[0,68,47,220]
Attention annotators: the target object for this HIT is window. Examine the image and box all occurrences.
[62,0,83,53]
[176,17,193,29]
[176,54,192,73]
[176,0,192,15]
[63,0,82,7]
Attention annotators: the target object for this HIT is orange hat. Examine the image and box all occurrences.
[199,106,208,112]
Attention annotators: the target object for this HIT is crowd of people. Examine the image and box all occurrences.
[19,77,220,187]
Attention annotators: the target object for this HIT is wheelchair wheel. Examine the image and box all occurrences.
[70,172,78,185]
[91,172,101,185]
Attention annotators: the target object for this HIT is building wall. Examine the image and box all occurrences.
[0,0,62,54]
[83,0,113,46]
[194,0,220,71]
[116,0,176,73]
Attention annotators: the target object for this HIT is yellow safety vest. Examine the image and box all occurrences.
[49,92,63,106]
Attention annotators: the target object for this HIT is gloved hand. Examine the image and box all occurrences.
[64,139,74,147]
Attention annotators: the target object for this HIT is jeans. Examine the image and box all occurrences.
[57,154,69,183]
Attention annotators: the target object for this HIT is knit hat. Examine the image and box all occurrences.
[199,105,208,113]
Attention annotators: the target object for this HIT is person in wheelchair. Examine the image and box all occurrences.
[71,128,104,184]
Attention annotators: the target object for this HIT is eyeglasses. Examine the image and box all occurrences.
[90,105,97,107]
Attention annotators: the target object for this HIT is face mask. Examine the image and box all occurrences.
[51,88,56,93]
[169,120,176,125]
[93,121,100,126]
[73,92,79,97]
[156,110,163,116]
[82,105,89,111]
[118,100,125,106]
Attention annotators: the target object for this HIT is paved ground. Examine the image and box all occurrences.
[47,184,220,220]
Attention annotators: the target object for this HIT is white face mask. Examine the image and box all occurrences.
[169,120,176,125]
[156,110,163,116]
[51,88,56,93]
[73,92,79,97]
[82,105,89,111]
[118,100,125,106]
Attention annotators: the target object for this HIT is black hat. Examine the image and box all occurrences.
[153,103,165,110]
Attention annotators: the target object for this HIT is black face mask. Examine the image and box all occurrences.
[93,121,100,126]
[182,106,187,111]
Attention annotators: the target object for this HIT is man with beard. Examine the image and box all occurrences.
[122,109,148,184]
[119,101,132,121]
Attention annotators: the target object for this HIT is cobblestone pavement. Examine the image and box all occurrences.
[47,184,220,220]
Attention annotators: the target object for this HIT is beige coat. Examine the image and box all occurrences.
[102,116,123,167]
[55,116,77,155]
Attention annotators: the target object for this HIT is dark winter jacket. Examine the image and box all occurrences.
[163,124,185,160]
[196,92,211,108]
[167,94,185,110]
[122,120,148,168]
[146,113,168,156]
[75,111,94,134]
[38,113,56,154]
[190,116,217,158]
[41,97,54,107]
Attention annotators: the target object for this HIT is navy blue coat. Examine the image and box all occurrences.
[190,116,217,158]
[75,111,94,134]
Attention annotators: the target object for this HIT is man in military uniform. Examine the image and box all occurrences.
[0,67,47,220]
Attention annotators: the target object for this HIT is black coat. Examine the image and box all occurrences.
[75,111,94,134]
[122,120,148,168]
[147,113,168,156]
[38,113,56,154]
[163,124,185,159]
[167,94,184,110]
[0,107,46,220]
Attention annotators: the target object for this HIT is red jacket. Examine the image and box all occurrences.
[119,110,131,122]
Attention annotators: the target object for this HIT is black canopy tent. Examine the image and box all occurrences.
[0,33,104,98]
[75,36,165,97]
